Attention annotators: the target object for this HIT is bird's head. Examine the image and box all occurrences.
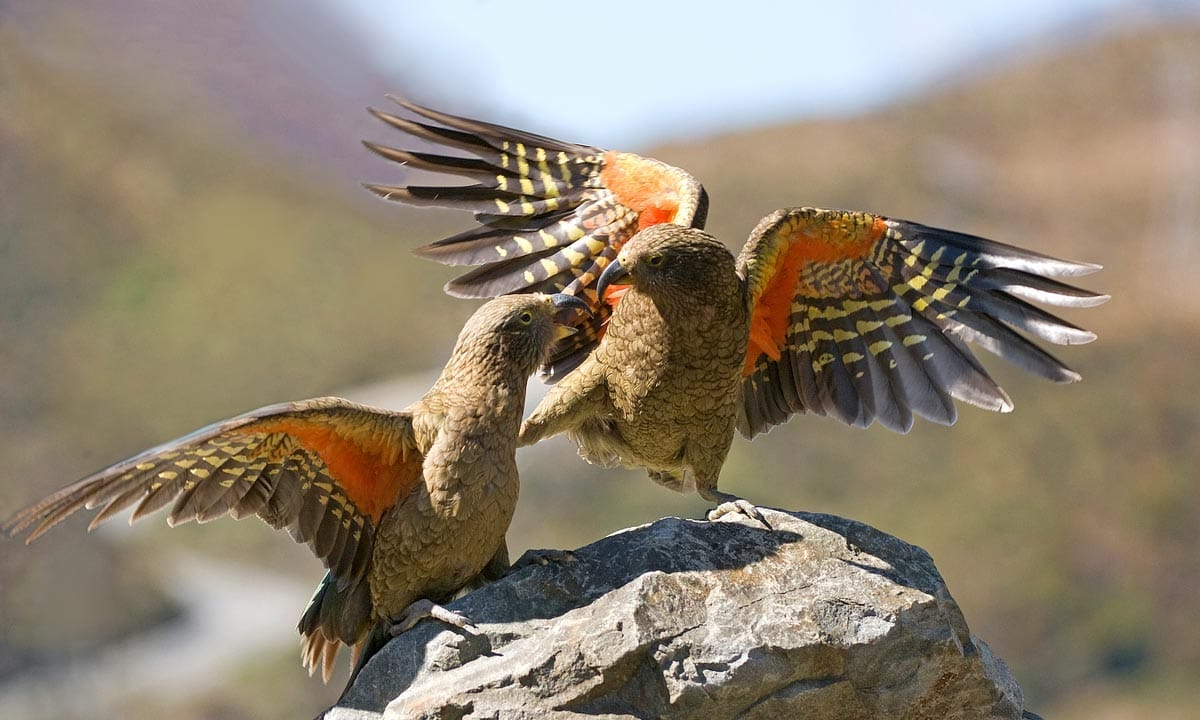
[452,293,590,376]
[597,224,737,306]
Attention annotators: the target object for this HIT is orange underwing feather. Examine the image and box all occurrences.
[744,242,803,375]
[599,152,683,231]
[364,99,710,379]
[736,207,1105,438]
[238,418,419,523]
[603,284,630,305]
[743,215,889,374]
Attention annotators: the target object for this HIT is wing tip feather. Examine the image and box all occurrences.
[1070,329,1098,346]
[26,520,55,544]
[1063,260,1104,277]
[361,139,392,160]
[383,93,410,109]
[412,243,458,262]
[365,105,406,132]
[444,281,489,299]
[0,516,25,539]
[361,182,407,202]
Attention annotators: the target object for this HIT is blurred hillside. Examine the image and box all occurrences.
[1,5,1198,720]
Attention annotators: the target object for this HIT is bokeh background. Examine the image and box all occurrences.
[1,2,1198,718]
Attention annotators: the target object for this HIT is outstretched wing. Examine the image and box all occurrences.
[2,398,422,573]
[736,208,1108,438]
[3,397,423,678]
[3,396,421,597]
[363,96,707,379]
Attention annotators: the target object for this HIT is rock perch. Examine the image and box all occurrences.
[326,508,1035,720]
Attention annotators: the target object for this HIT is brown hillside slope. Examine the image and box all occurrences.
[1,13,1197,720]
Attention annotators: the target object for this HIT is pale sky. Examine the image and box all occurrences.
[321,0,1157,147]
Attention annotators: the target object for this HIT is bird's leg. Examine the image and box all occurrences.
[474,539,511,583]
[471,540,576,579]
[519,364,607,446]
[509,547,577,573]
[447,540,512,597]
[698,486,772,530]
[688,435,771,528]
[389,598,478,636]
[648,469,693,493]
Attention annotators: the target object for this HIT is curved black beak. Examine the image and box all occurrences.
[547,293,590,341]
[595,256,630,301]
[548,293,590,315]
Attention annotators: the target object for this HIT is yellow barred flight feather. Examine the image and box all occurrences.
[0,398,421,586]
[0,397,427,680]
[363,99,1105,432]
[364,97,707,380]
[736,208,1107,437]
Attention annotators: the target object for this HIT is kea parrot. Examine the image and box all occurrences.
[362,98,1107,522]
[3,293,588,682]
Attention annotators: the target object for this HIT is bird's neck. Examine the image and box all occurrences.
[424,350,531,423]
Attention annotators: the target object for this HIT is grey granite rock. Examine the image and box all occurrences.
[325,509,1031,720]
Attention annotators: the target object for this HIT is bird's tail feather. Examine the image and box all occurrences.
[298,570,373,683]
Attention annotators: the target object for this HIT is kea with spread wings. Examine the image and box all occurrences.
[4,293,587,682]
[363,99,1107,522]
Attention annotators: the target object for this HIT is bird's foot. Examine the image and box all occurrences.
[509,548,577,574]
[390,598,478,637]
[704,493,773,530]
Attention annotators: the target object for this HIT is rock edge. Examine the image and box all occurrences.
[327,509,1030,720]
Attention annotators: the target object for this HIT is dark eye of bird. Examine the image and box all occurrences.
[517,311,534,325]
[646,254,665,267]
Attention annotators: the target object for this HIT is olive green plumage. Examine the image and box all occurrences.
[363,99,1107,522]
[4,293,585,683]
[520,227,752,513]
